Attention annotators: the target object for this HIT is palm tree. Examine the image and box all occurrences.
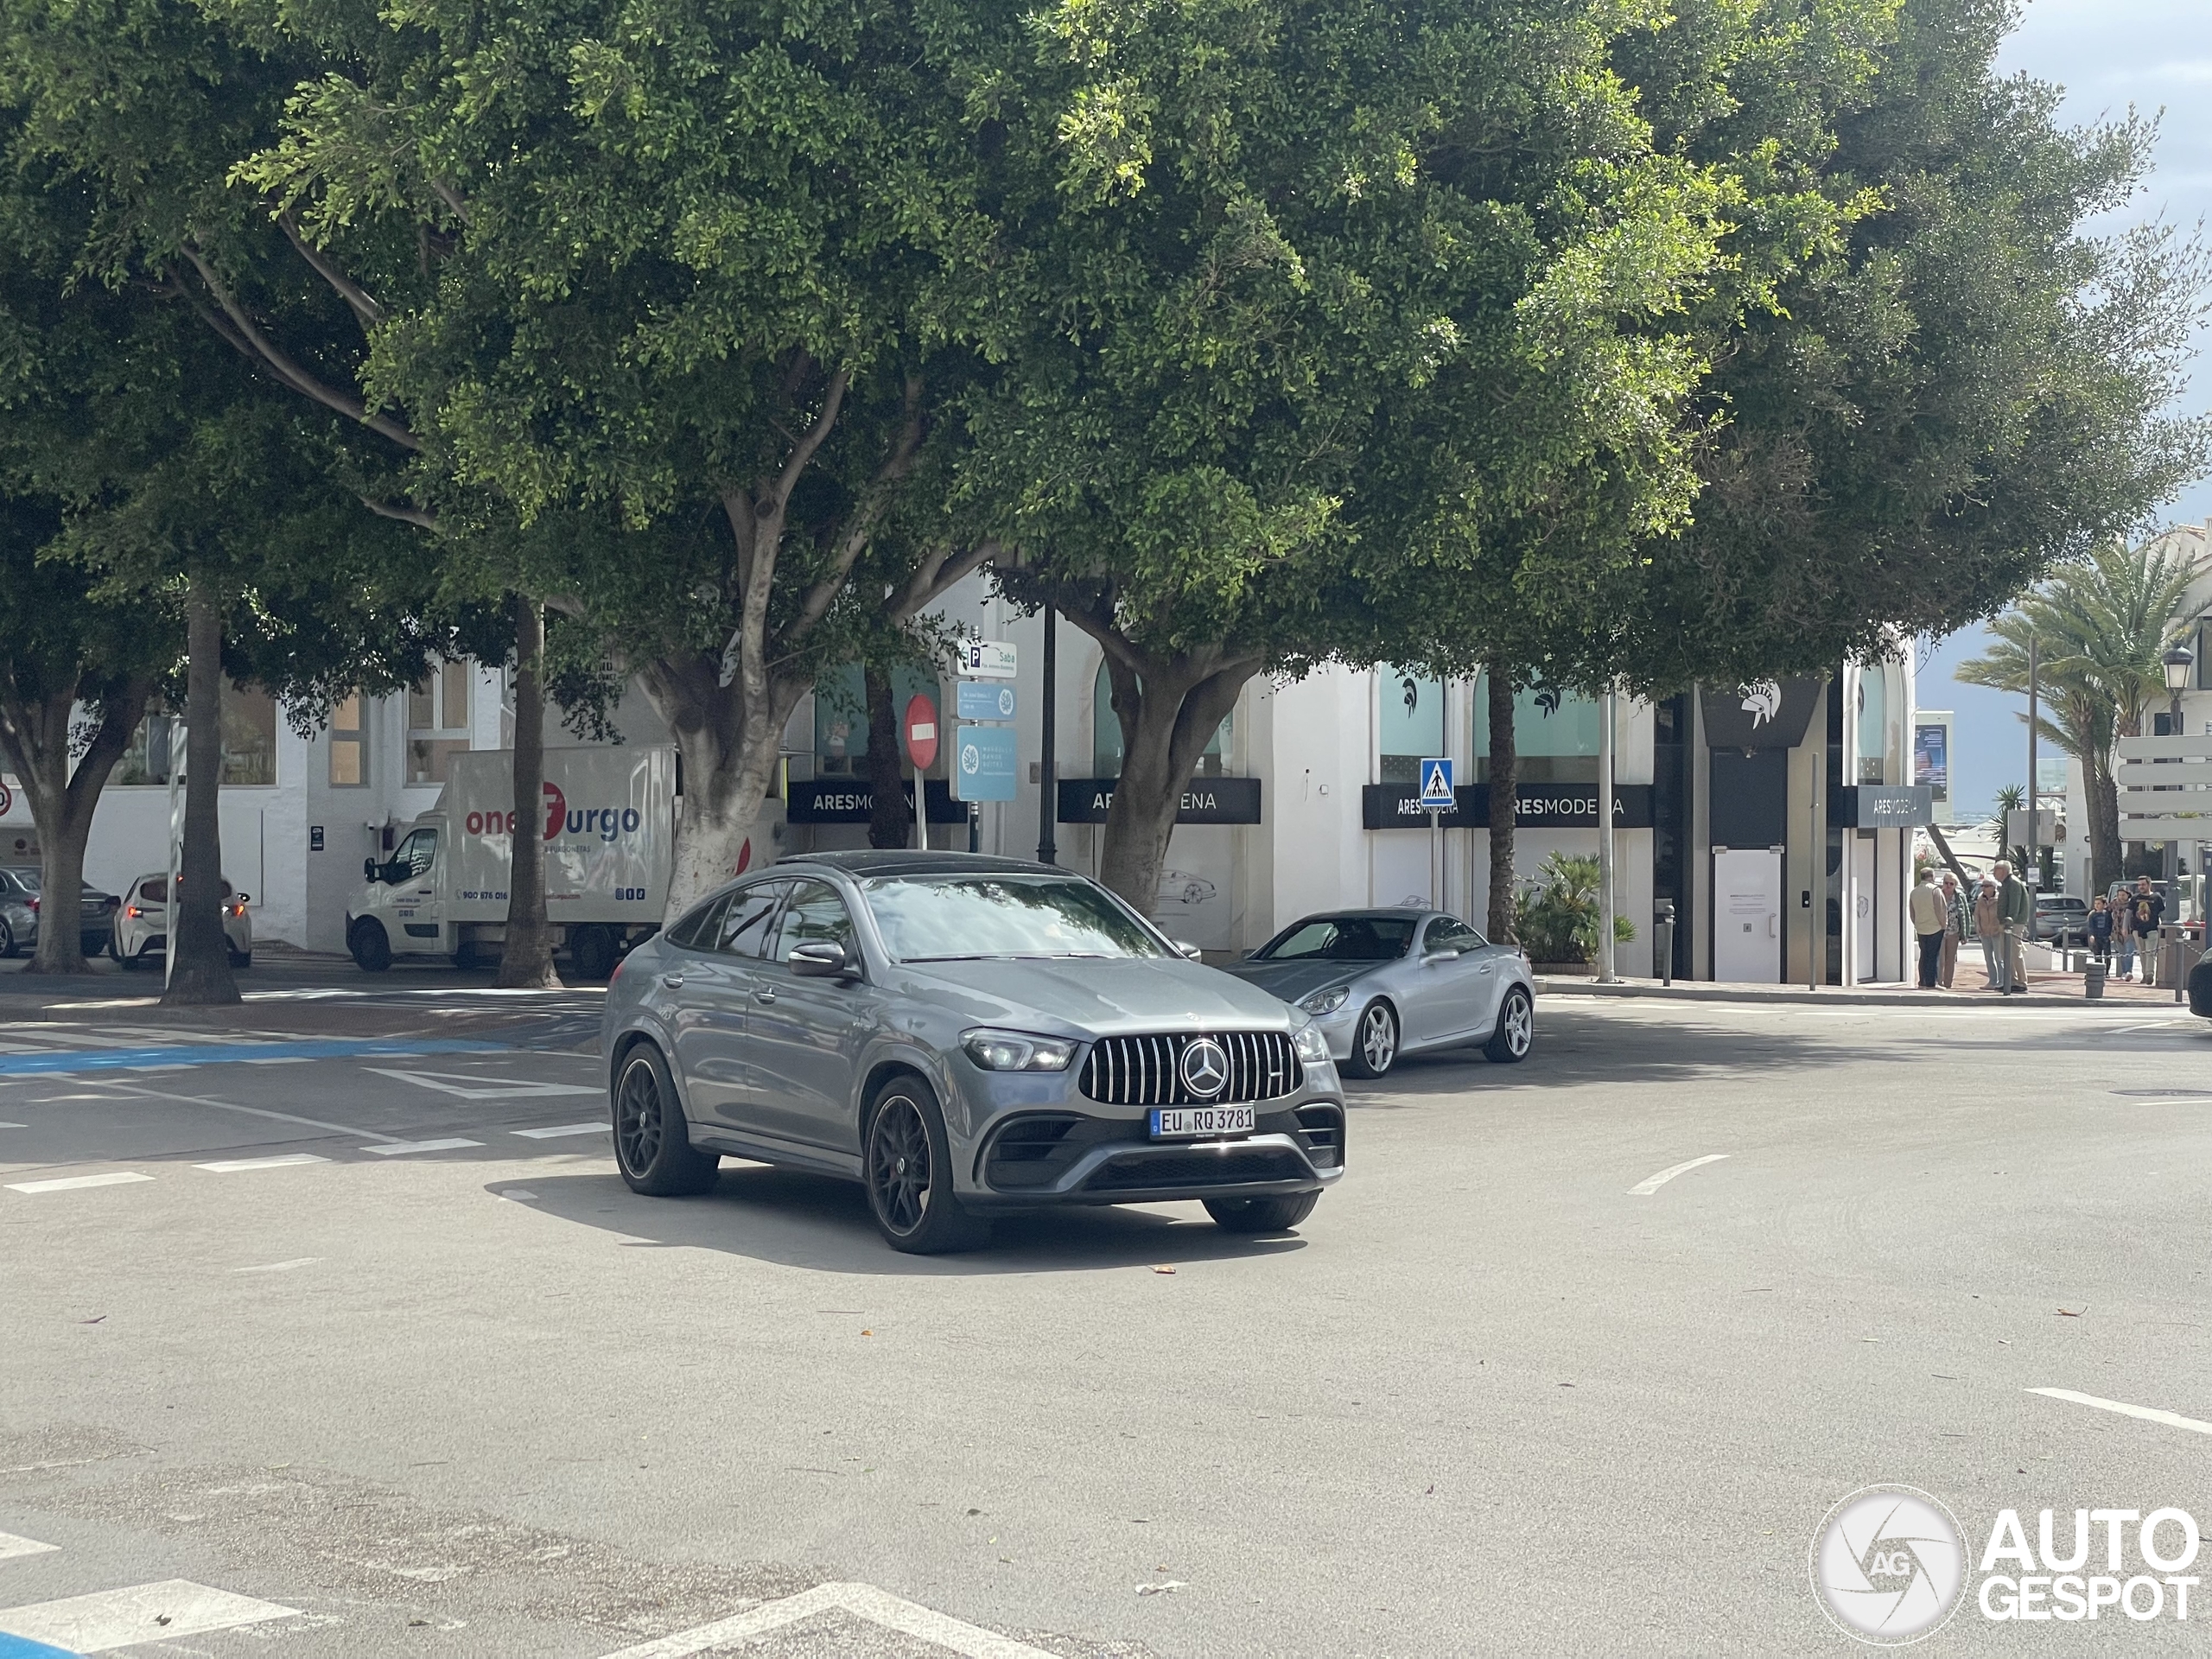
[1959,537,2203,893]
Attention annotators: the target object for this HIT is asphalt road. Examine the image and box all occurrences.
[3,978,2210,1656]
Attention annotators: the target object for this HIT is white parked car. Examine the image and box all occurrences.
[110,873,253,969]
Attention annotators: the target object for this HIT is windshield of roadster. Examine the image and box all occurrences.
[863,875,1169,963]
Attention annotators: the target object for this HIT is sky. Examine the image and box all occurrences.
[1921,0,2212,823]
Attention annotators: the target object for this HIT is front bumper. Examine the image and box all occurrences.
[964,1099,1345,1208]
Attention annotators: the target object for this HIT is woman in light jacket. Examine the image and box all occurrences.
[1972,876,2005,990]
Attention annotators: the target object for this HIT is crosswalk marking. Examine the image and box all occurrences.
[593,1581,1058,1659]
[512,1122,607,1140]
[362,1138,482,1156]
[364,1067,600,1102]
[4,1173,153,1195]
[0,1579,297,1653]
[0,1535,57,1563]
[193,1154,330,1173]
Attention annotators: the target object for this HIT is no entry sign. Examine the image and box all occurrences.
[903,694,939,772]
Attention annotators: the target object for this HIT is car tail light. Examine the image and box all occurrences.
[225,900,245,917]
[124,904,143,918]
[24,897,36,913]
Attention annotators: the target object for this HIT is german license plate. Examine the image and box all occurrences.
[1148,1104,1255,1140]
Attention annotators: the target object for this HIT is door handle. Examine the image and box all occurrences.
[753,987,778,1005]
[1477,963,1492,974]
[658,973,684,989]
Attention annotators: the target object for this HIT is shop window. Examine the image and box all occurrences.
[1472,679,1599,782]
[1376,666,1444,785]
[113,687,277,786]
[407,660,473,785]
[329,694,366,786]
[1855,669,1888,785]
[812,664,939,775]
[1092,664,1231,778]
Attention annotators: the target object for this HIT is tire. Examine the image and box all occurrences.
[348,918,392,973]
[1205,1192,1319,1233]
[1341,1000,1398,1078]
[108,930,123,963]
[0,917,14,958]
[1484,985,1534,1064]
[228,950,252,969]
[862,1075,988,1254]
[611,1044,721,1196]
[569,924,618,981]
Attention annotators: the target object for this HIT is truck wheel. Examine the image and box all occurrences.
[349,918,392,973]
[569,924,617,981]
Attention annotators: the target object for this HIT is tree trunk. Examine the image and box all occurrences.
[1485,662,1518,945]
[2088,753,2120,897]
[0,680,149,974]
[1089,646,1254,916]
[645,655,804,919]
[863,664,912,850]
[162,579,238,1006]
[496,597,561,988]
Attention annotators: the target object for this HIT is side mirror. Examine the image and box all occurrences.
[363,858,378,881]
[1423,947,1463,964]
[1172,940,1205,961]
[789,940,854,979]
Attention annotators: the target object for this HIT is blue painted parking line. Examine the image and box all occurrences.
[0,1038,506,1077]
[0,1635,81,1658]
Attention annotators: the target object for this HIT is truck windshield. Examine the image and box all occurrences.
[863,876,1167,963]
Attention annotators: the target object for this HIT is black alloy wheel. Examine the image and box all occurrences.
[863,1078,987,1254]
[613,1046,719,1196]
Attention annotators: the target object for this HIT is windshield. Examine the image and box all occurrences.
[862,875,1168,963]
[1254,915,1417,963]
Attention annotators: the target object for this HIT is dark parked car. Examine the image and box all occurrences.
[0,867,118,957]
[601,851,1345,1253]
[2031,894,2088,947]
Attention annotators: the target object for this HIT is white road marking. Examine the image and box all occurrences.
[363,1138,482,1156]
[512,1122,607,1140]
[2026,1388,2212,1437]
[5,1172,154,1194]
[194,1154,331,1173]
[241,1056,313,1065]
[86,1078,402,1146]
[0,1532,58,1561]
[363,1066,599,1101]
[232,1258,321,1274]
[0,1122,22,1129]
[1629,1154,1730,1196]
[594,1581,1058,1659]
[0,1579,297,1651]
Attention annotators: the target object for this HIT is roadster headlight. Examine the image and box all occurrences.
[962,1029,1078,1071]
[1291,1018,1332,1066]
[1299,984,1351,1016]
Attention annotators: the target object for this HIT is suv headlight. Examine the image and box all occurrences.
[1291,1018,1332,1066]
[1299,984,1350,1016]
[962,1029,1078,1071]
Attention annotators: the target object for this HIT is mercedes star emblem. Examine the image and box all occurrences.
[1179,1037,1230,1100]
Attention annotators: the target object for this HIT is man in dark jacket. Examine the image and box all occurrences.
[1995,861,2031,995]
[2126,877,2164,983]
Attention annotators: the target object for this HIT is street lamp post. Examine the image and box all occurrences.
[2164,644,2194,937]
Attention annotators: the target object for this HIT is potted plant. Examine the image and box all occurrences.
[1515,852,1636,974]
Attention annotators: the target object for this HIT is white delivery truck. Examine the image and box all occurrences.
[345,746,675,978]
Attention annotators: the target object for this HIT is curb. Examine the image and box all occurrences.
[1529,976,2188,1011]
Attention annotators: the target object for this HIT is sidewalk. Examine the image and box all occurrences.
[1535,952,2194,1009]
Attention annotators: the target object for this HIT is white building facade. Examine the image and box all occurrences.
[2,574,1920,981]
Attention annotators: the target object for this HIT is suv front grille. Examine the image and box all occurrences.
[1079,1031,1301,1106]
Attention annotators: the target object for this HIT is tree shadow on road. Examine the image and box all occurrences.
[497,1166,1310,1277]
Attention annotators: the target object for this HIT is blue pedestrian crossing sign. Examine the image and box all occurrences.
[1418,758,1455,808]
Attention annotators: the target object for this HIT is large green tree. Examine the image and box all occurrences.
[968,0,1744,910]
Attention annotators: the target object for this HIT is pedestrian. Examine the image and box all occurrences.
[1994,860,2031,995]
[1909,868,1947,988]
[2113,885,2137,978]
[2127,876,2164,984]
[2087,893,2113,964]
[1974,875,2005,990]
[1940,873,1966,988]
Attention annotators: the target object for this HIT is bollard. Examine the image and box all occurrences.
[1653,900,1676,987]
[2083,959,2105,1000]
